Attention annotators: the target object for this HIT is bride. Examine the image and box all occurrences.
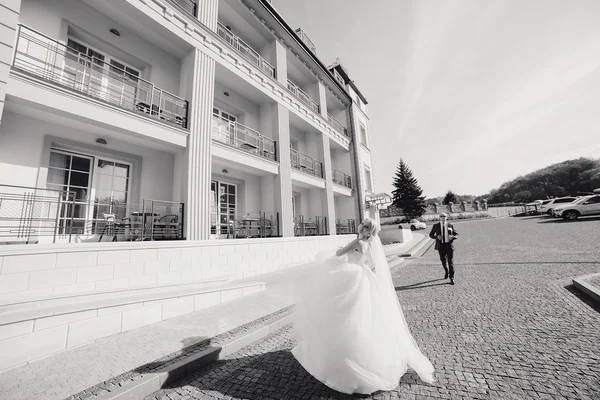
[291,218,435,395]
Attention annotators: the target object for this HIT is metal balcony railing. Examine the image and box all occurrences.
[336,219,356,235]
[290,149,323,178]
[332,169,352,189]
[12,25,189,129]
[327,113,349,137]
[287,79,319,113]
[171,0,198,17]
[294,28,316,54]
[332,68,345,86]
[212,115,277,161]
[0,184,184,244]
[210,211,280,238]
[294,215,328,236]
[216,22,275,78]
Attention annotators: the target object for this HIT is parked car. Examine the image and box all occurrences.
[552,194,600,220]
[538,197,577,215]
[409,219,426,231]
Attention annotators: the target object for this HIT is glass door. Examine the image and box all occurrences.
[92,159,130,223]
[66,38,140,108]
[210,180,237,237]
[46,150,93,235]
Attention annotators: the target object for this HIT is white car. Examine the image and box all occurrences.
[408,219,426,231]
[538,197,577,215]
[552,194,600,220]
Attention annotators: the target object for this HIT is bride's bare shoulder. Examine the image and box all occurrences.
[356,238,369,253]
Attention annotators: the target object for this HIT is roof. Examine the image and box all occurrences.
[328,59,369,105]
[258,0,352,103]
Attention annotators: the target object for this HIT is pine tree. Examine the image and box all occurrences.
[392,159,426,219]
[443,190,458,205]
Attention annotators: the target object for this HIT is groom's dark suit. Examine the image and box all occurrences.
[429,221,458,282]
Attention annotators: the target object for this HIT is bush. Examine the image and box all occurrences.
[418,211,491,223]
[380,217,408,226]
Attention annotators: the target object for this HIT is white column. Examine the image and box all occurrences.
[317,81,328,119]
[274,40,288,87]
[318,133,337,235]
[348,105,365,223]
[182,50,216,240]
[0,0,21,127]
[272,103,294,237]
[197,0,218,31]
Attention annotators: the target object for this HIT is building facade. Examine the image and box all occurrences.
[0,0,383,371]
[0,0,377,244]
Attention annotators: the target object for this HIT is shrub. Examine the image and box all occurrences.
[417,211,491,222]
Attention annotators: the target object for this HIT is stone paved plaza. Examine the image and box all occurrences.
[147,216,600,399]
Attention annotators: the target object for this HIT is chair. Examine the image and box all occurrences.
[98,213,131,242]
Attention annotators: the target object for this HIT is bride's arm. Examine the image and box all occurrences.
[336,239,358,257]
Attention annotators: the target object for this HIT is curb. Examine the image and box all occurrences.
[572,273,600,305]
[94,308,294,400]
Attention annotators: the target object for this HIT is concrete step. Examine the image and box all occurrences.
[0,280,265,372]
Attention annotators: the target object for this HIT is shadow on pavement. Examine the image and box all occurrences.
[537,216,600,224]
[395,279,449,291]
[160,349,429,400]
[564,284,600,314]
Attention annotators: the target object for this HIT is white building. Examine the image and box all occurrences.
[0,0,379,370]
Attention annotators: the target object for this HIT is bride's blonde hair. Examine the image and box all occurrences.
[358,218,380,241]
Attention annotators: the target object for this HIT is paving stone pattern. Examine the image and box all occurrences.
[147,216,600,399]
[66,306,294,400]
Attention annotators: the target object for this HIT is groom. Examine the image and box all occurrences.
[428,213,458,285]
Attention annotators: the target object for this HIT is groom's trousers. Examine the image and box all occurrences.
[437,243,454,279]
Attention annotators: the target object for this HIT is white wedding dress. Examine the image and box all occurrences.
[291,236,435,395]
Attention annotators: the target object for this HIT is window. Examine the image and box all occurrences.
[585,196,600,204]
[555,198,575,204]
[66,38,140,107]
[364,167,373,192]
[359,123,368,146]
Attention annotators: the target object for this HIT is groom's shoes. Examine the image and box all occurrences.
[450,278,455,285]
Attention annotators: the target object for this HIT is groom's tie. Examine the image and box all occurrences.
[441,222,446,243]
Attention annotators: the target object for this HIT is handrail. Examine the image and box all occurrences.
[216,22,275,78]
[212,115,277,161]
[12,24,189,128]
[290,148,323,178]
[294,28,316,54]
[170,0,198,17]
[332,168,352,188]
[327,113,349,137]
[287,79,319,113]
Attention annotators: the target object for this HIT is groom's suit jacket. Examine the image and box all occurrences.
[429,222,458,250]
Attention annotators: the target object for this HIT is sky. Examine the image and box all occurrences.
[272,0,600,198]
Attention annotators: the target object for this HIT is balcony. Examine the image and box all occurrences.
[170,0,198,17]
[287,80,319,113]
[332,68,345,87]
[290,149,323,178]
[0,184,185,244]
[294,215,328,236]
[327,113,349,137]
[212,115,277,161]
[211,211,280,238]
[294,28,316,54]
[336,219,356,235]
[12,25,189,129]
[216,22,275,78]
[332,169,352,189]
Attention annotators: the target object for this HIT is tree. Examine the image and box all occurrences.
[443,190,458,205]
[392,159,426,218]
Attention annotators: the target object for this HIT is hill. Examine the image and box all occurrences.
[476,157,600,203]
